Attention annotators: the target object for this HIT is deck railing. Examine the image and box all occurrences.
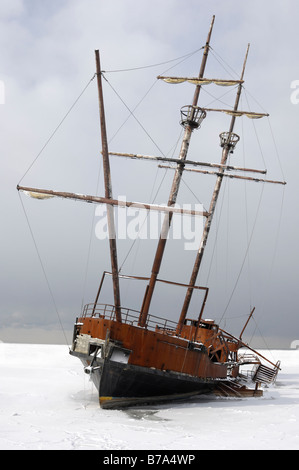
[81,303,178,333]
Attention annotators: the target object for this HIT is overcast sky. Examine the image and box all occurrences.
[0,0,298,348]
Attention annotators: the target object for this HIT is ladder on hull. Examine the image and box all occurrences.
[252,361,281,385]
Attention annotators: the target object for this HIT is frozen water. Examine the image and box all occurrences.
[0,343,298,450]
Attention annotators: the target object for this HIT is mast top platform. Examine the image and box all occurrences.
[180,105,207,129]
[219,132,240,154]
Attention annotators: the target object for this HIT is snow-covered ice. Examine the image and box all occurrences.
[0,343,298,450]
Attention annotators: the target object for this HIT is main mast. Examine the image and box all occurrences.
[138,15,215,327]
[95,50,122,322]
[176,44,250,333]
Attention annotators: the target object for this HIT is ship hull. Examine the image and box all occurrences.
[71,350,218,409]
[69,307,234,408]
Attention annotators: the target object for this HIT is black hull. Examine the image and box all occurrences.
[100,359,218,409]
[71,351,219,409]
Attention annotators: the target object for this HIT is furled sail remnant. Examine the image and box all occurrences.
[23,190,54,200]
[157,76,244,86]
[203,107,269,119]
[157,76,268,119]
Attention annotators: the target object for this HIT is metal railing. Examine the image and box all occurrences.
[81,303,178,333]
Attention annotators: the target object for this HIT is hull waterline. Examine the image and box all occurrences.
[70,350,221,409]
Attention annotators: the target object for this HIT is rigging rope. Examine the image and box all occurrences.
[118,159,169,272]
[102,47,204,73]
[243,89,267,168]
[267,117,286,181]
[249,183,285,339]
[219,183,265,325]
[241,87,285,180]
[209,47,240,79]
[208,87,286,345]
[80,161,103,311]
[117,128,185,272]
[203,170,230,286]
[18,192,70,348]
[102,73,165,156]
[200,83,238,109]
[240,97,253,308]
[18,74,96,185]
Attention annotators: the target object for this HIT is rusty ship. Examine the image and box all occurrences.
[18,16,285,408]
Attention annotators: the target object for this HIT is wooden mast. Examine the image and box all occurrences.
[138,15,215,327]
[95,50,122,322]
[177,44,250,334]
[240,307,255,340]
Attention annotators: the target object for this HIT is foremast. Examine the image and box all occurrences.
[177,44,250,333]
[138,15,215,327]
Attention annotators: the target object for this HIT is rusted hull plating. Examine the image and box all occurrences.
[71,351,218,409]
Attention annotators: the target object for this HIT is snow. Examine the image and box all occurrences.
[0,343,298,450]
